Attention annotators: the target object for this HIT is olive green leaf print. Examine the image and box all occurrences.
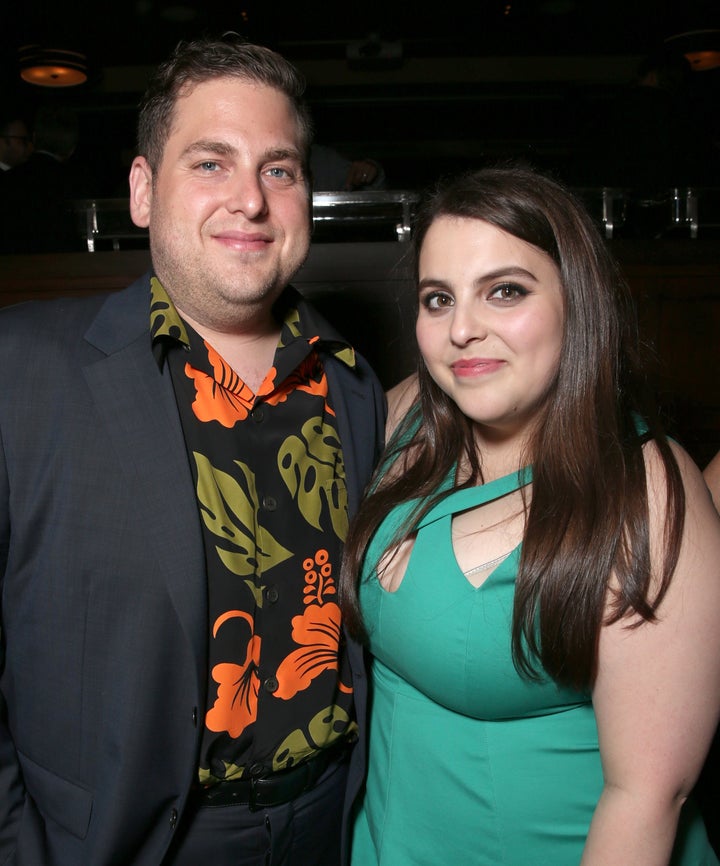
[280,306,303,345]
[149,277,190,344]
[272,705,354,771]
[198,761,244,785]
[194,452,292,576]
[243,580,266,608]
[278,416,348,540]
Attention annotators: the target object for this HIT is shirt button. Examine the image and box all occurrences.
[251,406,265,423]
[262,495,277,511]
[169,808,178,828]
[264,676,279,693]
[192,707,198,727]
[249,763,265,778]
[266,586,279,604]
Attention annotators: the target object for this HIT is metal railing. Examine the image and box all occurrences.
[74,190,421,252]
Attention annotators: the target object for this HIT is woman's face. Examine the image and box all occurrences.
[416,215,565,443]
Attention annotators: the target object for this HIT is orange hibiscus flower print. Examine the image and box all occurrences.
[187,343,255,427]
[264,354,335,416]
[302,549,335,605]
[274,549,350,700]
[274,601,345,700]
[205,610,261,738]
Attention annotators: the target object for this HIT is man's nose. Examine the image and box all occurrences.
[226,171,268,219]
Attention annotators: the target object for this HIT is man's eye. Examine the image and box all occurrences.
[197,161,219,172]
[263,166,298,185]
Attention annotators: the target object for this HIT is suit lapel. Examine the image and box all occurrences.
[325,358,371,516]
[81,277,207,675]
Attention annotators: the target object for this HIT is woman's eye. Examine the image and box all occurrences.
[489,283,528,301]
[422,292,453,310]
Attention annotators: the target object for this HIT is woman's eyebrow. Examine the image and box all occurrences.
[418,266,538,291]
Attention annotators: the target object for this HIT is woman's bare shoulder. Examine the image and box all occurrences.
[385,374,419,442]
[703,449,720,512]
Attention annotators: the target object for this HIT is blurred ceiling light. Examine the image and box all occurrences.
[683,50,720,71]
[18,46,88,87]
[664,30,720,72]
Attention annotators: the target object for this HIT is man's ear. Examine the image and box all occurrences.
[129,156,153,228]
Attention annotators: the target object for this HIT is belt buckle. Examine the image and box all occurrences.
[248,776,262,812]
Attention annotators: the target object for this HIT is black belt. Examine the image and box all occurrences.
[193,740,351,811]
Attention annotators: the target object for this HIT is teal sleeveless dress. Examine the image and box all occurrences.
[352,467,718,865]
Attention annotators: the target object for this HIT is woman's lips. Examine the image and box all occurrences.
[451,358,505,377]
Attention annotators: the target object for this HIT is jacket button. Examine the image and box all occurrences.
[169,808,178,828]
[192,707,198,727]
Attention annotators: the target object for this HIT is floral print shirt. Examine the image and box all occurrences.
[149,278,357,785]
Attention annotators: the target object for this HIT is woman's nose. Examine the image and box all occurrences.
[449,302,488,346]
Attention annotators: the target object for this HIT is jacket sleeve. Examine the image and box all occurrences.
[323,351,387,516]
[0,424,25,864]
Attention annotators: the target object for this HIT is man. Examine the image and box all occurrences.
[0,105,82,254]
[0,110,32,172]
[0,36,385,866]
[310,144,386,191]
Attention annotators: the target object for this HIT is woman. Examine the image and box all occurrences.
[340,166,720,865]
[704,449,720,512]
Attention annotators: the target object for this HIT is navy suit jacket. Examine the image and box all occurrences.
[0,274,386,865]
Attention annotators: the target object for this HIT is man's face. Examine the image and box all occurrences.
[0,121,32,168]
[129,77,311,331]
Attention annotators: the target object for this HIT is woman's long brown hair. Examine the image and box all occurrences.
[339,165,684,692]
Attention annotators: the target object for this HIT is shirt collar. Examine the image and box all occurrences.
[149,277,356,370]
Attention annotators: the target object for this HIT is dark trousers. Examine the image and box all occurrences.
[164,761,348,866]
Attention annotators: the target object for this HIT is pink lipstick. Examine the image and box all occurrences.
[451,358,505,377]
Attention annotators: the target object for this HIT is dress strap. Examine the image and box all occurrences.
[416,466,532,529]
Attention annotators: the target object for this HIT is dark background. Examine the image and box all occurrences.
[2,0,718,198]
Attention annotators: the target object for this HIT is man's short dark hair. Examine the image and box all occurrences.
[137,34,314,173]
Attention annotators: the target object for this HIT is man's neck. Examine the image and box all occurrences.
[179,308,281,394]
